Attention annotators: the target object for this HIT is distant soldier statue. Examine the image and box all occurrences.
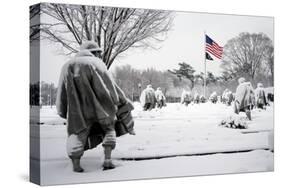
[193,92,200,104]
[200,95,206,103]
[234,77,255,120]
[56,41,135,172]
[267,93,274,102]
[181,89,193,106]
[155,87,166,108]
[209,91,218,103]
[140,84,156,111]
[255,83,267,109]
[222,89,229,104]
[223,89,234,106]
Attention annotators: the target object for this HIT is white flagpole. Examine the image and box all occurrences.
[204,31,206,98]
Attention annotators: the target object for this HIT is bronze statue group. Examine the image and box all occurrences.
[56,41,272,173]
[140,77,271,122]
[139,85,167,111]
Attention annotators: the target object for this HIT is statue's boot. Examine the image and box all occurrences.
[71,158,84,172]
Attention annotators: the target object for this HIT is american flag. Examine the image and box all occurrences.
[205,35,223,59]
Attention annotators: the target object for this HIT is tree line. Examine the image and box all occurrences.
[30,82,57,106]
[113,63,226,102]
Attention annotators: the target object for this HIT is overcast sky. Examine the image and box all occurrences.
[39,11,273,86]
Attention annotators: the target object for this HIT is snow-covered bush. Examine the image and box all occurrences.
[219,115,248,129]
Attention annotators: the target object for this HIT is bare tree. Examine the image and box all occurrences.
[266,46,274,85]
[39,3,174,68]
[30,4,41,43]
[221,32,273,81]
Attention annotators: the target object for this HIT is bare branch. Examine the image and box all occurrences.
[38,3,174,68]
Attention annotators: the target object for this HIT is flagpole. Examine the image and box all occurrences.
[204,30,206,98]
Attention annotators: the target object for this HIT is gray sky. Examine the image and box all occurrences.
[40,11,273,86]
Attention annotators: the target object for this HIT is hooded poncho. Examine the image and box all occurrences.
[56,50,134,149]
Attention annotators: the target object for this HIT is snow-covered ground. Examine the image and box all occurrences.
[30,102,274,185]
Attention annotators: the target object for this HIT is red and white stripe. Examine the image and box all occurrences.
[206,42,223,59]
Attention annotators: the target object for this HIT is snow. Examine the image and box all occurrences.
[31,101,274,185]
[39,150,273,185]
